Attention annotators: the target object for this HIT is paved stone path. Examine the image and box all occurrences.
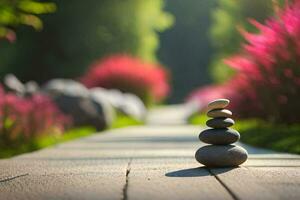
[1,105,300,200]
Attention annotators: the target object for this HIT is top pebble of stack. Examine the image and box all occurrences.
[207,99,230,110]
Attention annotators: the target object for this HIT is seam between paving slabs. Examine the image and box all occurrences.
[207,169,238,200]
[122,159,132,200]
[0,173,29,183]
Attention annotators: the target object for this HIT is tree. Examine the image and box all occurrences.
[209,0,278,82]
[0,0,173,82]
[0,0,56,41]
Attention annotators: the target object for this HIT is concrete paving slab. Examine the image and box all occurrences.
[0,105,299,200]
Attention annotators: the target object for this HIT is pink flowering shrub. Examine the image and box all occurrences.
[80,55,170,104]
[189,75,266,119]
[190,0,300,123]
[0,86,71,146]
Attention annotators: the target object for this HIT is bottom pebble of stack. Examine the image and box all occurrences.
[195,145,248,167]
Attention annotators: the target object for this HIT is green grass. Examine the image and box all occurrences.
[0,114,144,158]
[188,113,207,125]
[0,127,96,159]
[189,113,300,154]
[110,114,143,129]
[235,120,300,154]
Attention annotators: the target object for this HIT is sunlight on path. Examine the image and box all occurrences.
[146,103,198,125]
[0,105,299,200]
[147,104,277,155]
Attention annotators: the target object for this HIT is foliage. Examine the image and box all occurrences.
[0,86,71,148]
[188,113,206,126]
[81,55,170,105]
[110,113,143,129]
[235,119,300,154]
[0,0,173,82]
[0,0,56,41]
[189,114,300,154]
[0,126,95,158]
[225,0,300,123]
[189,0,300,124]
[209,0,276,82]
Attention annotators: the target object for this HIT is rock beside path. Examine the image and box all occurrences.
[2,75,147,129]
[43,79,113,130]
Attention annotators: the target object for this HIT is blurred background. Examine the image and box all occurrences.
[0,0,299,157]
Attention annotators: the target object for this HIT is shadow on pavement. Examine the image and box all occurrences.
[165,167,237,177]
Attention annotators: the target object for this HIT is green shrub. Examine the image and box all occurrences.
[189,114,300,154]
[209,0,276,83]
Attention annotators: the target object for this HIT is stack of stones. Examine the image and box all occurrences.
[195,99,248,167]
